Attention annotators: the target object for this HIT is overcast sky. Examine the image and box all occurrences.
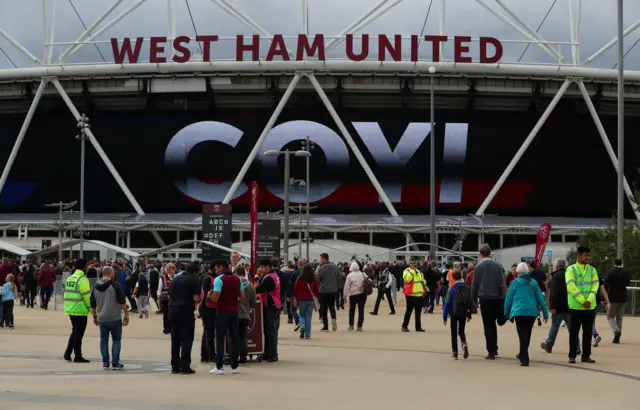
[0,0,639,70]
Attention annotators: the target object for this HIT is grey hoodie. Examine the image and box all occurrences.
[90,279,126,323]
[239,278,257,320]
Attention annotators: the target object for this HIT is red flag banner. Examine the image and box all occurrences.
[534,222,552,267]
[250,181,259,276]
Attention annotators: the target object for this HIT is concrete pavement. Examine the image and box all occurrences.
[0,300,638,409]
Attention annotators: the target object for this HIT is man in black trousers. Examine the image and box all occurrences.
[370,264,395,315]
[168,263,201,374]
[471,244,507,360]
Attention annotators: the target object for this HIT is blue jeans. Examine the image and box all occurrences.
[546,311,571,344]
[289,300,299,325]
[298,301,314,338]
[99,320,123,366]
[592,309,599,339]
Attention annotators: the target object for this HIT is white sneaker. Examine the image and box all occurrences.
[209,368,224,375]
[231,368,239,375]
[332,319,338,331]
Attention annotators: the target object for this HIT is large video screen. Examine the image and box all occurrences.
[0,107,632,217]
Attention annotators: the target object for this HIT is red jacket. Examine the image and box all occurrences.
[38,267,56,287]
[293,278,319,302]
[0,263,15,287]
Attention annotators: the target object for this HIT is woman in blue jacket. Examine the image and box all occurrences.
[504,268,549,367]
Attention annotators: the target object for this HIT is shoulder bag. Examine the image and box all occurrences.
[306,282,320,311]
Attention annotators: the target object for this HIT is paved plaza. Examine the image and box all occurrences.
[1,302,638,409]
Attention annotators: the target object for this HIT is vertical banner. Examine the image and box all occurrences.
[250,181,259,276]
[202,204,233,262]
[534,222,552,267]
[256,219,281,260]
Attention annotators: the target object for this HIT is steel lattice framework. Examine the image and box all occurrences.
[0,0,638,240]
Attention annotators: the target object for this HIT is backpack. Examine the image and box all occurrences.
[361,273,374,296]
[453,285,473,318]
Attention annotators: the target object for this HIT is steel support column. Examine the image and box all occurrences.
[52,79,145,216]
[0,80,48,195]
[223,74,301,204]
[576,82,639,221]
[584,19,640,65]
[476,79,571,216]
[0,27,44,65]
[307,73,400,217]
[617,0,625,257]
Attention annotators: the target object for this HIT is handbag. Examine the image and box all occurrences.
[306,283,320,311]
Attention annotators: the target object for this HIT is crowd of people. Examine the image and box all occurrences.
[0,243,632,371]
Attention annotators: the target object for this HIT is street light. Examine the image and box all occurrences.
[76,113,90,257]
[301,137,316,261]
[446,216,474,256]
[45,200,77,262]
[429,66,437,261]
[116,213,134,248]
[263,149,311,264]
[469,213,498,246]
[288,178,307,259]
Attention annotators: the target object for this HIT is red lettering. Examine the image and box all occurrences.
[149,37,167,63]
[111,37,144,64]
[410,34,419,62]
[266,34,290,61]
[346,34,369,61]
[424,35,447,62]
[196,35,219,62]
[236,34,260,61]
[296,34,325,60]
[378,34,402,61]
[172,36,191,63]
[480,37,503,64]
[454,36,472,63]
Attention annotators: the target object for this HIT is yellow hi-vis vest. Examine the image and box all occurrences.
[565,263,599,310]
[402,268,426,297]
[63,270,91,316]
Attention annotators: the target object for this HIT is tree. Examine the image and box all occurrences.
[567,223,640,280]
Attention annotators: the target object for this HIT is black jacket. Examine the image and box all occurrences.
[604,266,630,303]
[548,269,569,312]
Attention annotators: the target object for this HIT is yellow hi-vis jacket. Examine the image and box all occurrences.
[63,270,91,316]
[565,263,599,310]
[402,267,426,297]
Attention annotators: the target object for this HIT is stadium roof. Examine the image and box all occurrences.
[0,213,615,236]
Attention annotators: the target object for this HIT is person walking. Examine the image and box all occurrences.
[336,265,346,311]
[38,261,56,310]
[401,259,426,333]
[90,266,129,370]
[286,260,302,330]
[22,260,38,308]
[317,253,339,332]
[541,259,580,354]
[471,244,507,360]
[504,266,548,366]
[443,269,473,360]
[158,263,175,334]
[344,262,368,331]
[605,258,630,344]
[63,258,92,363]
[132,270,150,319]
[293,264,320,340]
[370,263,395,316]
[208,264,245,375]
[148,264,160,313]
[566,246,599,364]
[168,263,201,374]
[237,267,257,364]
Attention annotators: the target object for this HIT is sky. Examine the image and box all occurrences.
[0,0,639,70]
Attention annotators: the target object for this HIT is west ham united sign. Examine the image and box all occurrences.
[111,34,503,64]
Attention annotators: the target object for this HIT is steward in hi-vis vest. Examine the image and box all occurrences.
[401,260,427,333]
[63,258,92,363]
[565,246,599,365]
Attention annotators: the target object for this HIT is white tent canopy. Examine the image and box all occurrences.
[29,239,141,258]
[138,240,250,259]
[0,239,31,257]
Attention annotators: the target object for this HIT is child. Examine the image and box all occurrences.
[132,271,150,319]
[443,269,473,360]
[1,274,19,329]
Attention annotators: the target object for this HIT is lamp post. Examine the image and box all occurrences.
[45,200,77,262]
[429,66,437,261]
[446,216,474,257]
[301,137,315,261]
[116,213,133,248]
[76,113,90,257]
[469,213,498,246]
[264,149,311,264]
[288,178,307,260]
[616,0,624,258]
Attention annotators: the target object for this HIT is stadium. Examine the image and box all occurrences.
[0,0,638,261]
